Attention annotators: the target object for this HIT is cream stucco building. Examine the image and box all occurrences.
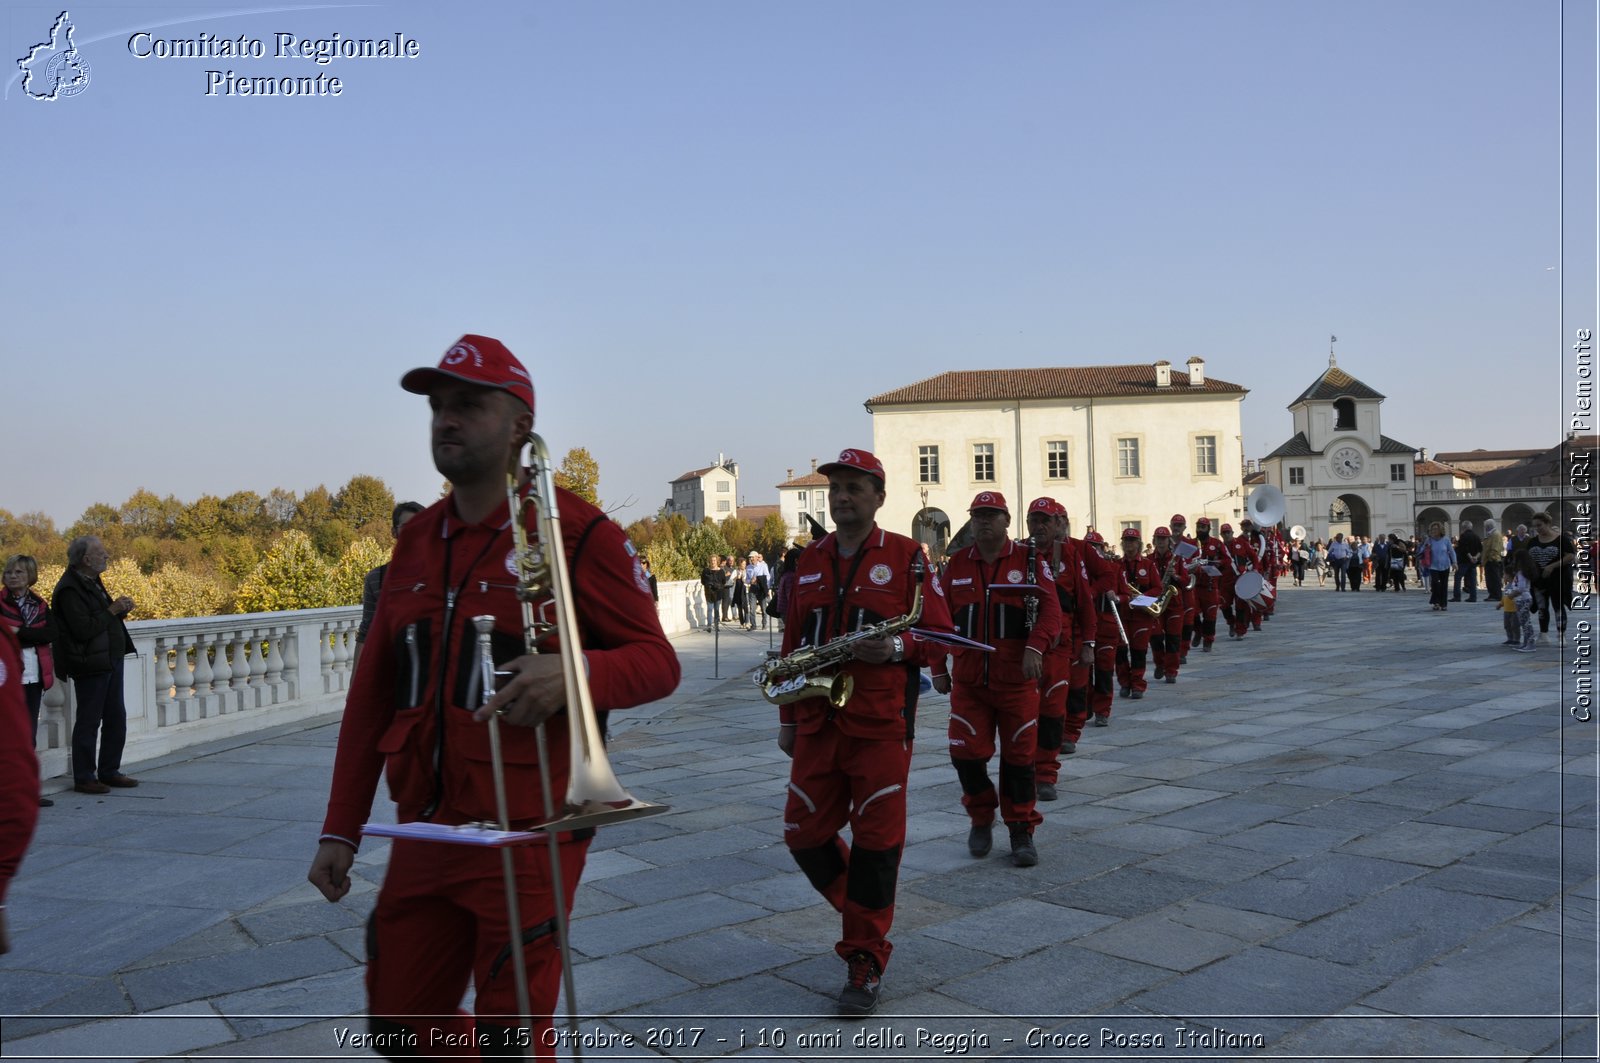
[865,359,1248,554]
[1259,358,1418,540]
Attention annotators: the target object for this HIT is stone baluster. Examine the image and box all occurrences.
[171,635,195,723]
[211,631,234,713]
[331,622,351,684]
[40,680,67,751]
[191,631,215,714]
[264,626,285,704]
[281,624,300,700]
[152,636,175,726]
[320,622,336,693]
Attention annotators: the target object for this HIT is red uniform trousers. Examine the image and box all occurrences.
[1085,610,1121,721]
[949,681,1041,831]
[1193,583,1221,648]
[366,835,588,1061]
[1152,605,1185,679]
[1115,610,1154,694]
[1033,647,1078,786]
[1064,657,1093,746]
[784,726,913,974]
[1177,587,1197,663]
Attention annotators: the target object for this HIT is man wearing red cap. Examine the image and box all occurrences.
[933,492,1060,867]
[1191,517,1227,653]
[777,447,953,1018]
[1223,522,1261,638]
[1148,527,1191,683]
[1168,515,1199,667]
[1115,528,1162,698]
[308,335,681,1057]
[1078,531,1126,728]
[1023,498,1094,801]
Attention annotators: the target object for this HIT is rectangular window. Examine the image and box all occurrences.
[919,445,941,484]
[1390,464,1407,482]
[1429,480,1439,491]
[1289,467,1305,485]
[797,491,807,505]
[716,500,731,512]
[1117,438,1141,478]
[1195,435,1217,475]
[1047,441,1070,480]
[972,443,995,482]
[717,481,731,492]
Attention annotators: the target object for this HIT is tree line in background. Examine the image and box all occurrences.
[0,448,795,619]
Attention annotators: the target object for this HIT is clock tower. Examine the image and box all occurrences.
[1259,353,1417,541]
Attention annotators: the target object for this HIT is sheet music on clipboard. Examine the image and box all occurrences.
[1173,541,1199,560]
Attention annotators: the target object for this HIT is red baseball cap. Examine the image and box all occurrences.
[1027,497,1062,516]
[1121,527,1142,540]
[969,491,1009,515]
[1220,523,1234,533]
[1083,530,1106,545]
[1170,513,1187,526]
[816,448,886,482]
[1153,526,1172,538]
[1196,517,1212,528]
[402,335,534,413]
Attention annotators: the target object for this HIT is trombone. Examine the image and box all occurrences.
[479,431,668,1049]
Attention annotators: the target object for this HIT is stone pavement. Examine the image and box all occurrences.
[1,588,1595,1062]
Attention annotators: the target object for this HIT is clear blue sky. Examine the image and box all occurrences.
[3,0,1593,531]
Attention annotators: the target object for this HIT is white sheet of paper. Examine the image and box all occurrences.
[1200,564,1222,576]
[1129,595,1160,607]
[1173,541,1199,559]
[362,822,543,847]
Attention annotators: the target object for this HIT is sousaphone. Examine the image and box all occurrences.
[1245,484,1286,529]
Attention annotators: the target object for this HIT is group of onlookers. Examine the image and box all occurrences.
[1291,515,1580,651]
[698,551,773,630]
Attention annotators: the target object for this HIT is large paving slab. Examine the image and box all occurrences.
[2,589,1594,1060]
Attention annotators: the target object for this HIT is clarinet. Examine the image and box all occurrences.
[1023,536,1039,631]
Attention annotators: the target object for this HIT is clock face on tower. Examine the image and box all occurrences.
[1330,445,1364,480]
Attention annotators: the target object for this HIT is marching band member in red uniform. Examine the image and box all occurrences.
[1169,515,1198,666]
[1224,523,1261,638]
[1148,527,1191,684]
[1240,518,1269,630]
[0,627,39,956]
[1192,517,1227,653]
[1024,499,1093,803]
[1116,529,1162,699]
[1080,531,1124,727]
[309,336,681,1059]
[778,448,954,1017]
[934,492,1060,868]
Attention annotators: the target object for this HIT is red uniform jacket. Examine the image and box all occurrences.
[0,627,39,905]
[1042,540,1097,653]
[943,540,1062,688]
[320,487,680,844]
[1120,553,1164,611]
[1194,537,1228,589]
[779,526,953,740]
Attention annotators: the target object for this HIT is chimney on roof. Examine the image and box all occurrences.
[811,458,818,473]
[1187,356,1205,386]
[1419,447,1428,462]
[787,468,794,481]
[1154,360,1172,388]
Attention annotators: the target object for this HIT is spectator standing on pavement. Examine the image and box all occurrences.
[1453,521,1482,603]
[53,536,139,795]
[1386,535,1409,592]
[700,555,726,631]
[745,551,770,629]
[2,555,56,807]
[1482,523,1505,603]
[1424,521,1457,611]
[1327,534,1352,591]
[1527,512,1576,643]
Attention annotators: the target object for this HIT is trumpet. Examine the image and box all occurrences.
[757,557,925,705]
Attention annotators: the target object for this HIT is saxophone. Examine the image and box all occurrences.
[756,556,926,707]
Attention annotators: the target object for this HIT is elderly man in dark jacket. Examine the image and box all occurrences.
[1453,521,1483,603]
[53,537,138,794]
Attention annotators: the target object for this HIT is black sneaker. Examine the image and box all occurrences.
[1037,781,1057,802]
[967,820,993,857]
[1009,824,1038,867]
[1093,714,1110,726]
[1119,685,1132,697]
[839,952,882,1016]
[1062,740,1077,753]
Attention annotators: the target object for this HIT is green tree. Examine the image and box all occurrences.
[177,494,226,543]
[221,490,265,538]
[643,537,696,581]
[67,503,121,543]
[327,537,391,606]
[553,447,600,506]
[234,530,334,613]
[720,516,757,559]
[263,487,298,527]
[119,489,179,537]
[142,565,229,620]
[679,522,731,571]
[755,513,790,563]
[294,485,336,533]
[334,475,394,532]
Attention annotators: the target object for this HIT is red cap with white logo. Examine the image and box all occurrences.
[969,491,1009,515]
[1154,526,1173,538]
[1028,497,1064,517]
[816,449,886,482]
[1121,527,1142,541]
[1170,514,1187,526]
[402,335,535,413]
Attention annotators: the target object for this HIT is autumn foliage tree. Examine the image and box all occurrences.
[553,447,601,506]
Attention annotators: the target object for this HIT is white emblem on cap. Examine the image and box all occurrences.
[444,342,480,367]
[839,449,859,464]
[1008,569,1023,583]
[869,563,892,586]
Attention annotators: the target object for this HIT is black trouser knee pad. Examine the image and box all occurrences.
[790,841,847,893]
[1115,647,1130,669]
[1202,616,1216,638]
[952,756,992,797]
[1065,688,1088,716]
[846,844,901,910]
[1037,715,1064,753]
[1131,647,1147,670]
[1000,760,1035,805]
[1093,668,1114,695]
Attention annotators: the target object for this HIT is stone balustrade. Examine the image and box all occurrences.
[1414,486,1559,503]
[33,584,725,781]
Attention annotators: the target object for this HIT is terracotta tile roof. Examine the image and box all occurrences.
[1290,366,1386,405]
[1244,470,1268,485]
[865,365,1247,406]
[1432,448,1546,463]
[671,466,717,483]
[1415,460,1469,477]
[736,504,781,524]
[777,472,829,488]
